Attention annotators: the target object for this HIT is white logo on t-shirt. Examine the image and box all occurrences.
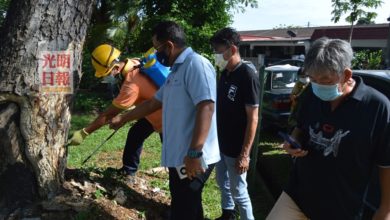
[309,126,350,157]
[227,85,238,101]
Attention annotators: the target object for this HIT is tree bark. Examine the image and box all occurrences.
[348,22,354,43]
[0,0,95,204]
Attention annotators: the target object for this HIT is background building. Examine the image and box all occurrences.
[240,23,389,69]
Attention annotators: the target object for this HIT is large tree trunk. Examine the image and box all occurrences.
[0,0,94,207]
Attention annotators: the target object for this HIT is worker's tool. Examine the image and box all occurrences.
[81,129,119,165]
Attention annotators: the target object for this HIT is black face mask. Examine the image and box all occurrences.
[114,72,124,86]
[156,49,170,67]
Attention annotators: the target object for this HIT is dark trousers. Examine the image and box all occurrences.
[122,118,161,174]
[168,163,215,220]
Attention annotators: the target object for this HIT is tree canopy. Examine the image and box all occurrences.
[0,0,10,27]
[331,0,382,24]
[0,0,258,89]
[79,0,258,89]
[331,0,383,42]
[85,0,258,55]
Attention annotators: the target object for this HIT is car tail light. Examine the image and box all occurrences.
[272,98,291,110]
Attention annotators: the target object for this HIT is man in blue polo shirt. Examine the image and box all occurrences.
[110,21,220,220]
[266,38,390,220]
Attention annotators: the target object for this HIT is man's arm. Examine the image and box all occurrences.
[109,97,162,130]
[236,106,258,174]
[189,100,214,151]
[184,100,214,179]
[85,105,122,134]
[373,167,390,220]
[68,105,122,145]
[240,106,259,157]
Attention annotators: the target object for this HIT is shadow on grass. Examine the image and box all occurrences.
[257,129,292,199]
[248,169,275,220]
[248,129,293,220]
[258,152,292,199]
[65,168,170,220]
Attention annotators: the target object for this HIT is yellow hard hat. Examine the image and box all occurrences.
[91,44,121,78]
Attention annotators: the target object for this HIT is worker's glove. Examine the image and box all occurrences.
[68,128,89,146]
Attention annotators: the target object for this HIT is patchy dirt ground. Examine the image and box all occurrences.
[1,167,171,220]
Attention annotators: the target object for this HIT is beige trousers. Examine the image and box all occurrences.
[266,191,310,220]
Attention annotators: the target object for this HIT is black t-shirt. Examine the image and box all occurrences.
[216,62,260,158]
[285,76,390,220]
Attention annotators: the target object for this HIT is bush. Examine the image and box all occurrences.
[73,92,111,114]
[352,49,384,70]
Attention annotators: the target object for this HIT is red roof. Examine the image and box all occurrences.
[238,23,389,42]
[240,35,277,41]
[311,25,389,40]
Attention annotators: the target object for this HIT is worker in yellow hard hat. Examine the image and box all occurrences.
[69,44,167,182]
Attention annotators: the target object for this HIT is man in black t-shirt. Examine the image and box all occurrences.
[266,38,390,220]
[210,28,260,220]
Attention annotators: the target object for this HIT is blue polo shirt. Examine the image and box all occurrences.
[155,47,220,167]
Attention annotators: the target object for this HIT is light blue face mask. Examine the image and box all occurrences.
[311,82,343,101]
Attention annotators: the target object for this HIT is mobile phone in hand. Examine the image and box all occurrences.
[278,131,301,149]
[176,156,208,180]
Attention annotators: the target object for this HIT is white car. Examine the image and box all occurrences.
[261,65,300,129]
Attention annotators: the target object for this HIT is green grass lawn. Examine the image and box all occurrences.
[68,114,222,219]
[257,131,292,200]
[68,112,285,220]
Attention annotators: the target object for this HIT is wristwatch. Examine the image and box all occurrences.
[187,149,203,159]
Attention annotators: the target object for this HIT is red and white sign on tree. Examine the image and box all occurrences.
[38,51,73,94]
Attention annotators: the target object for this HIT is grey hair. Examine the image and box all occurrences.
[304,38,353,76]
